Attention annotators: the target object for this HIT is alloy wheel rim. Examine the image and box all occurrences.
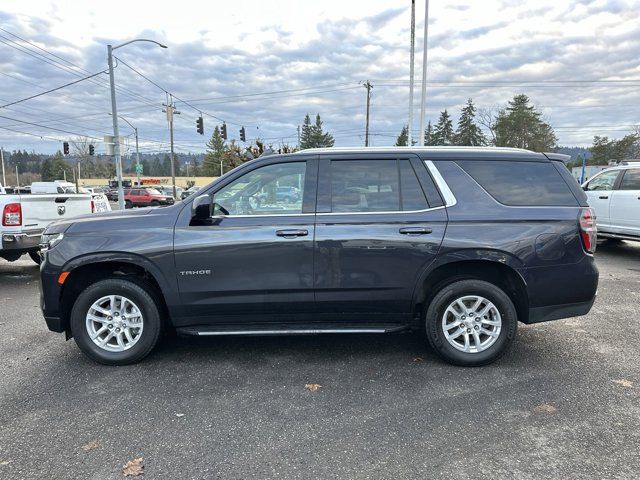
[85,295,144,352]
[441,295,502,353]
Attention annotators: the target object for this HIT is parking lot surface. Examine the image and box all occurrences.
[1,241,639,479]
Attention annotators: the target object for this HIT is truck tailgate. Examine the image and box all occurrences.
[20,194,92,230]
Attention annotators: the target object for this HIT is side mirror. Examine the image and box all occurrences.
[192,194,212,221]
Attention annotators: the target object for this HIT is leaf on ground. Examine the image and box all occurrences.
[175,413,185,417]
[304,383,322,392]
[122,457,144,477]
[533,404,557,414]
[81,441,99,452]
[613,379,633,388]
[0,460,10,466]
[413,357,424,362]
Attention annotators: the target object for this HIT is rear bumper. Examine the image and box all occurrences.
[526,297,596,324]
[1,229,43,253]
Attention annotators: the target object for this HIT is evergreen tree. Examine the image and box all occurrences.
[395,125,409,146]
[40,157,54,181]
[453,99,487,146]
[203,126,226,175]
[494,94,557,151]
[300,114,334,149]
[50,152,69,180]
[424,121,436,146]
[433,110,454,145]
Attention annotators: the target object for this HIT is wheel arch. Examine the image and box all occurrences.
[414,258,529,324]
[59,254,173,335]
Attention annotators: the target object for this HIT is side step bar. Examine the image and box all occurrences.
[599,232,640,242]
[177,324,410,337]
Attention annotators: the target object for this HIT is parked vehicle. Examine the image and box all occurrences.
[123,188,175,208]
[582,163,640,242]
[180,185,201,200]
[156,185,184,200]
[40,147,598,366]
[1,181,95,264]
[276,186,301,203]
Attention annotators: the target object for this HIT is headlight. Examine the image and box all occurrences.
[40,233,64,252]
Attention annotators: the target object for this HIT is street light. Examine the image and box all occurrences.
[108,39,167,209]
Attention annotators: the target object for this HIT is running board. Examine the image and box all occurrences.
[176,324,410,337]
[599,232,640,242]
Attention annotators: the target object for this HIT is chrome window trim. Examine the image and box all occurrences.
[211,212,313,219]
[424,160,457,207]
[316,206,445,216]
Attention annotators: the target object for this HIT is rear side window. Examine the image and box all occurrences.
[620,169,640,190]
[399,161,429,210]
[456,160,578,206]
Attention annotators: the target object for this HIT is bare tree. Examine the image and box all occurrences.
[477,107,499,145]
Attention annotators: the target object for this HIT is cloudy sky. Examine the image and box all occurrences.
[0,0,639,155]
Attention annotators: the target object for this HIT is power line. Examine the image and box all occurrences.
[0,70,108,109]
[0,114,104,140]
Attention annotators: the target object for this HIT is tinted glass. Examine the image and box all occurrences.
[400,161,428,210]
[214,162,306,216]
[619,169,640,190]
[585,170,620,191]
[331,160,399,212]
[457,160,578,206]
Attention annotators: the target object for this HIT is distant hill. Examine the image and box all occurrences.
[555,146,592,162]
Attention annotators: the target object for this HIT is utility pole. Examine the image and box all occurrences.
[107,44,125,210]
[133,127,140,186]
[15,165,19,188]
[297,125,301,149]
[408,0,416,147]
[363,80,373,147]
[418,0,430,146]
[220,160,223,177]
[1,147,6,187]
[106,38,167,209]
[164,94,180,198]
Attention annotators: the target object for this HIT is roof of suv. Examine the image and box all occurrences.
[292,146,552,161]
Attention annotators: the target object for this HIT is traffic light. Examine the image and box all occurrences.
[239,126,246,142]
[63,141,69,155]
[89,144,95,156]
[196,116,204,135]
[220,123,227,140]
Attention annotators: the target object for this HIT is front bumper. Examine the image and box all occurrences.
[1,229,43,253]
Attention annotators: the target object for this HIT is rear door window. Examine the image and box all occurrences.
[619,169,640,190]
[327,159,431,213]
[456,160,578,206]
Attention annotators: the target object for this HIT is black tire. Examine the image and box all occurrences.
[425,279,518,366]
[70,278,163,365]
[28,251,41,265]
[150,200,160,207]
[125,200,133,209]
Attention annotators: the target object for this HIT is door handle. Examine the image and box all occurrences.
[599,196,609,199]
[276,229,308,238]
[399,227,432,235]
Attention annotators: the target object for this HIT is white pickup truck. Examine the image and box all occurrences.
[582,163,640,242]
[1,181,102,263]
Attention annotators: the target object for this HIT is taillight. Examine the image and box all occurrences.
[2,203,22,226]
[579,207,597,254]
[91,199,95,213]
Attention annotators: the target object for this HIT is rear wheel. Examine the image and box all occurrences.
[28,251,41,265]
[70,278,162,365]
[425,279,517,366]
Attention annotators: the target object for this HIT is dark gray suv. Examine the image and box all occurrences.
[39,147,598,366]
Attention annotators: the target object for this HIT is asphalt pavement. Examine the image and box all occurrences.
[1,241,639,479]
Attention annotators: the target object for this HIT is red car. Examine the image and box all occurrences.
[123,188,175,208]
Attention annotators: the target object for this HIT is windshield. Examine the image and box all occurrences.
[146,188,162,195]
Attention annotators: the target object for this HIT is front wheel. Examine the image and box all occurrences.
[425,279,518,366]
[125,200,133,209]
[70,278,163,365]
[150,200,160,207]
